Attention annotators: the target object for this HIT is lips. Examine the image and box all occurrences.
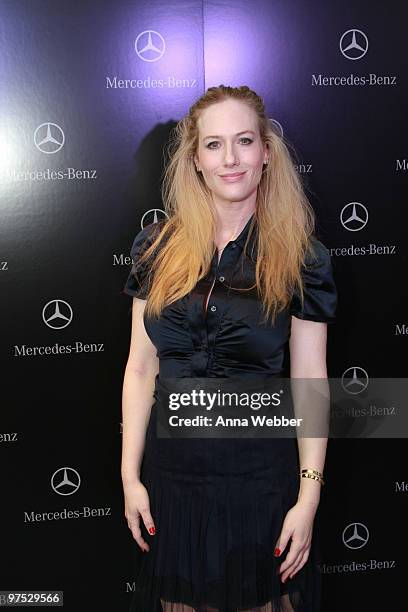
[219,171,247,184]
[219,171,246,178]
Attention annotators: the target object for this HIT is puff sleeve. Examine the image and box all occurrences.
[122,221,164,299]
[290,237,338,323]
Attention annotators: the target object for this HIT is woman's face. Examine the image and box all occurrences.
[194,99,269,205]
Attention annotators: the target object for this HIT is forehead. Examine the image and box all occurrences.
[197,99,258,136]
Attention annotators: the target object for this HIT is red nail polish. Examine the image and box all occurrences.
[148,526,156,535]
[274,547,281,556]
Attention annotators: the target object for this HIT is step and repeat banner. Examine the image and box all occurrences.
[1,1,406,610]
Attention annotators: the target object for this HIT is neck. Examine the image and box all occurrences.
[215,209,255,244]
[212,192,256,236]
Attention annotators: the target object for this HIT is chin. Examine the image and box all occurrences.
[222,194,250,203]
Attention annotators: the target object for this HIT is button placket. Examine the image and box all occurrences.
[205,241,233,309]
[204,246,235,354]
[188,224,253,376]
[186,249,222,375]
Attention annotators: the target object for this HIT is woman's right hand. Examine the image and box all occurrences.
[124,479,156,552]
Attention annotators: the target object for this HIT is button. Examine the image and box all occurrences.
[210,305,217,312]
[231,243,237,249]
[219,276,225,282]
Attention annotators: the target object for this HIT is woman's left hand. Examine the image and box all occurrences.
[274,500,318,583]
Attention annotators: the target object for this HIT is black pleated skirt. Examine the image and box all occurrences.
[129,402,322,612]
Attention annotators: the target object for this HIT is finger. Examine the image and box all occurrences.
[278,543,304,578]
[274,526,292,558]
[280,551,305,583]
[288,548,310,580]
[281,543,310,582]
[139,504,156,537]
[127,514,150,552]
[127,517,149,551]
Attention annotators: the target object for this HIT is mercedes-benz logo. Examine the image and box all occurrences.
[51,467,81,496]
[340,202,368,232]
[341,367,369,395]
[141,209,169,228]
[34,122,65,154]
[342,522,369,549]
[270,118,283,138]
[135,30,165,62]
[42,299,73,330]
[339,29,369,61]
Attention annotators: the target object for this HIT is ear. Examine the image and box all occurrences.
[263,143,269,163]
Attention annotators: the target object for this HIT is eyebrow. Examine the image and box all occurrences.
[203,130,255,141]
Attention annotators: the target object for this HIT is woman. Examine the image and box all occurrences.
[121,85,337,612]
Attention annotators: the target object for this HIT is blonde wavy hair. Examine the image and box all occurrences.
[136,84,317,325]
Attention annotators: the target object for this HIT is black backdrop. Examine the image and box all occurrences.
[1,1,407,610]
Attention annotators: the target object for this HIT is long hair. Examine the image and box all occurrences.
[135,84,317,325]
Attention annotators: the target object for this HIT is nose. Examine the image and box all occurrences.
[223,143,239,166]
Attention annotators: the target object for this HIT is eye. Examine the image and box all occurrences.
[205,137,253,149]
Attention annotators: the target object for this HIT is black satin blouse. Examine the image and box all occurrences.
[122,214,337,378]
